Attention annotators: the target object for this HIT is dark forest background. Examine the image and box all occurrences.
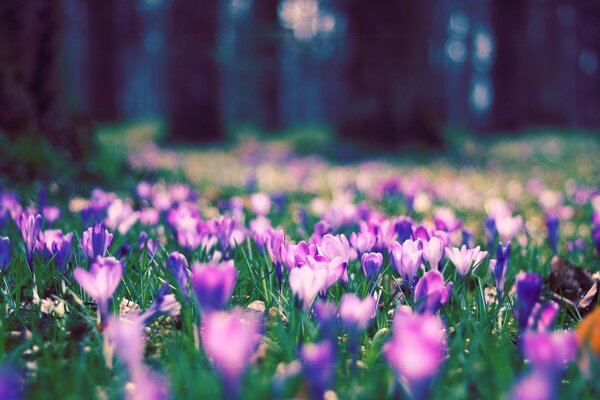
[1,0,599,152]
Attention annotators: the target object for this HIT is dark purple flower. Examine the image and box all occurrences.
[167,251,190,300]
[0,237,11,272]
[414,270,453,314]
[484,216,497,251]
[461,229,474,248]
[490,242,511,301]
[515,271,542,329]
[191,260,237,312]
[17,212,42,272]
[361,252,383,282]
[545,214,559,253]
[301,340,336,397]
[52,233,73,275]
[394,217,414,243]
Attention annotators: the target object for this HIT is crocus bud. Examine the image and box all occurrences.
[18,212,42,272]
[167,251,190,300]
[491,242,511,301]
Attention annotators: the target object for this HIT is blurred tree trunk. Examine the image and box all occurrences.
[491,0,529,131]
[338,0,444,147]
[253,0,281,133]
[86,0,119,122]
[166,0,222,142]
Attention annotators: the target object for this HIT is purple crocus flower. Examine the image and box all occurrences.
[0,237,10,272]
[301,340,336,397]
[52,233,73,275]
[201,308,262,394]
[167,251,190,300]
[545,214,559,253]
[17,212,42,272]
[390,239,423,283]
[490,242,511,301]
[73,256,123,317]
[383,307,446,399]
[444,245,487,276]
[413,270,453,314]
[211,216,236,252]
[82,223,113,259]
[306,255,346,294]
[191,260,237,312]
[514,271,542,329]
[361,252,383,282]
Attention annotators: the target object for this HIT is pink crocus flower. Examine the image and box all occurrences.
[306,255,346,294]
[317,234,350,263]
[383,307,447,399]
[289,263,328,309]
[495,214,523,244]
[73,256,123,316]
[338,293,376,332]
[201,308,262,392]
[444,245,487,276]
[250,193,271,215]
[421,236,444,270]
[390,239,423,283]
